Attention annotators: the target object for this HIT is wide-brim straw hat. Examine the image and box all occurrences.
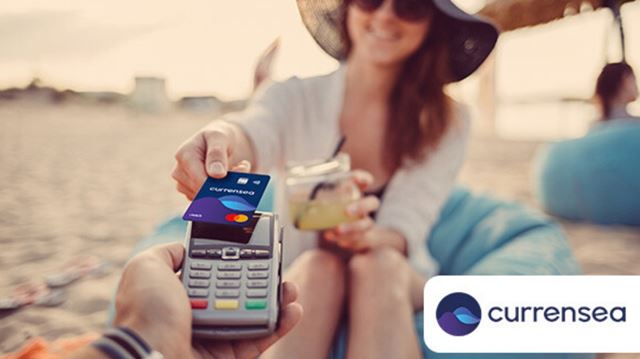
[296,0,499,82]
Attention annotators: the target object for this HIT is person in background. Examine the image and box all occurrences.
[594,62,639,122]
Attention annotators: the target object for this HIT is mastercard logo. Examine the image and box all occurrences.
[225,213,249,223]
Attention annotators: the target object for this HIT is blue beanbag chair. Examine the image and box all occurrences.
[534,120,640,226]
[114,187,590,359]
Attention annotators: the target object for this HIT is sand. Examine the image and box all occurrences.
[1,100,639,357]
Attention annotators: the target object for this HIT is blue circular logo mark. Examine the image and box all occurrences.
[436,292,482,336]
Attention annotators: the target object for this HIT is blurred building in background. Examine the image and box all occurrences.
[179,95,222,115]
[129,76,170,113]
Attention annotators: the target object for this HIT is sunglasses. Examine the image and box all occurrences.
[351,0,432,22]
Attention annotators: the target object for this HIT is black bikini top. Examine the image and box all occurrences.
[364,184,387,220]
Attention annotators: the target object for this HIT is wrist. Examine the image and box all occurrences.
[379,229,407,254]
[89,327,168,359]
[114,318,191,359]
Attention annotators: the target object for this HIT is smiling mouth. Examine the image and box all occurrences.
[366,25,401,41]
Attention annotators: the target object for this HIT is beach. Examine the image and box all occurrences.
[1,100,639,357]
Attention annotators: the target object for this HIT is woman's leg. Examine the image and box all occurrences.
[261,249,346,359]
[346,247,425,359]
[411,264,427,311]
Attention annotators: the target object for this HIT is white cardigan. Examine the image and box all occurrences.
[225,64,470,277]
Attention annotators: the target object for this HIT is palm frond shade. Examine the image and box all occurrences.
[478,0,636,32]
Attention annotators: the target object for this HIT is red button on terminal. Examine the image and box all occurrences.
[190,299,208,309]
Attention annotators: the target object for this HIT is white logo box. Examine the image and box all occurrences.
[424,276,640,353]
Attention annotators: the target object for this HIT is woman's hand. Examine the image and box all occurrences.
[323,221,407,253]
[172,122,255,200]
[322,170,406,253]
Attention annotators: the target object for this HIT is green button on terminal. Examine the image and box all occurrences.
[245,300,267,310]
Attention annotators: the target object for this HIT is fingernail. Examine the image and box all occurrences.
[239,161,250,170]
[209,162,225,175]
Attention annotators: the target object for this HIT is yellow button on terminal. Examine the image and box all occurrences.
[214,299,239,310]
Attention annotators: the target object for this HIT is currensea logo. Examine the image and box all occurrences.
[424,276,640,353]
[436,292,481,336]
[487,303,626,323]
[435,292,626,337]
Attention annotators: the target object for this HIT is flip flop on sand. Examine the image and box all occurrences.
[34,287,67,307]
[0,296,29,311]
[0,281,66,311]
[45,255,109,288]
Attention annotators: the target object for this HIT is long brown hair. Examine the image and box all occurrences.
[341,0,454,173]
[595,62,634,121]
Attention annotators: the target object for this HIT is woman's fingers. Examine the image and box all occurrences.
[174,147,208,192]
[173,159,252,202]
[324,196,378,248]
[337,216,374,235]
[323,229,338,241]
[346,195,381,218]
[171,166,198,195]
[172,126,233,203]
[203,130,232,178]
[336,235,368,252]
[324,218,374,252]
[230,160,252,173]
[175,182,195,201]
[351,169,374,192]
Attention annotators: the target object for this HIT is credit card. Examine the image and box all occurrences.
[183,172,270,226]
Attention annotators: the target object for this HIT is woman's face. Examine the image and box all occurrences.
[619,72,639,104]
[347,0,432,67]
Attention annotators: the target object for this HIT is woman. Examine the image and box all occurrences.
[594,62,638,122]
[172,0,497,357]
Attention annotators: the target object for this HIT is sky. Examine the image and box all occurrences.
[1,0,639,139]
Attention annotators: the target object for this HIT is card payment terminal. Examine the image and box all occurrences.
[181,212,283,339]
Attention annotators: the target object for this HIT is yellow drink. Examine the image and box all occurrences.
[286,154,360,231]
[289,197,357,230]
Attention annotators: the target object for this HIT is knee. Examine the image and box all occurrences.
[297,249,346,278]
[349,247,411,292]
[288,249,346,295]
[349,247,407,276]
